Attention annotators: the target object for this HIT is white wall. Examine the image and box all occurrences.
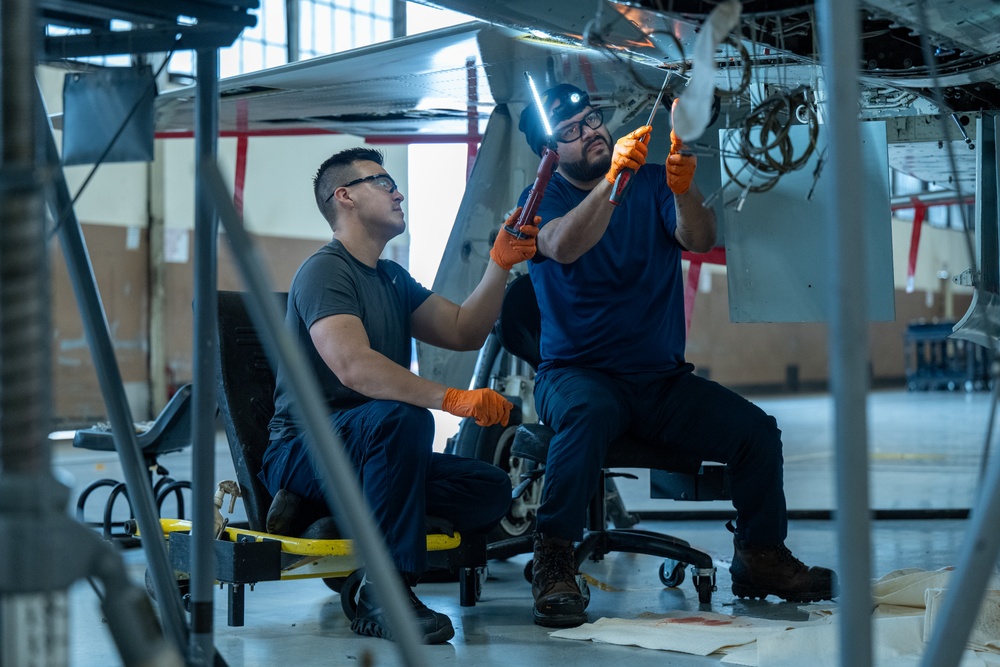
[161,135,408,239]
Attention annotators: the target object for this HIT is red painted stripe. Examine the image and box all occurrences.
[156,128,338,139]
[681,247,725,333]
[155,129,483,145]
[906,200,927,293]
[233,100,249,219]
[684,258,702,335]
[682,246,726,265]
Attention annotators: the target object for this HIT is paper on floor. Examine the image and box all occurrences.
[925,588,1000,652]
[550,611,823,656]
[874,567,1000,608]
[553,568,1000,665]
[755,615,991,667]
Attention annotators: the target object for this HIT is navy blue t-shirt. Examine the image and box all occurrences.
[518,164,687,374]
[268,239,432,441]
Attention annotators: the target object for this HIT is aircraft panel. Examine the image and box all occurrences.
[724,121,895,323]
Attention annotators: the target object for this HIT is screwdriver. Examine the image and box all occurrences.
[609,71,671,206]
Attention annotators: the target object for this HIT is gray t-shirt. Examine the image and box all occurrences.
[268,239,432,441]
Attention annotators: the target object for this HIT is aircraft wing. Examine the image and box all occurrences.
[155,22,506,139]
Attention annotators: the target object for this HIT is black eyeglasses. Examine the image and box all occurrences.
[554,108,604,144]
[325,173,398,202]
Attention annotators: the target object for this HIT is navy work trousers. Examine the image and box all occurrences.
[534,365,788,547]
[259,400,512,575]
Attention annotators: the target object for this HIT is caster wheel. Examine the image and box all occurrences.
[523,559,534,583]
[659,560,686,588]
[323,577,347,594]
[695,575,714,604]
[340,569,365,621]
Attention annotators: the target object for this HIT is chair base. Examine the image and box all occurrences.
[488,526,718,604]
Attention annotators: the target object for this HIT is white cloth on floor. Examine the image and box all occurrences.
[551,567,1000,666]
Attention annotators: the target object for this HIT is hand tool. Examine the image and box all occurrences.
[609,70,671,206]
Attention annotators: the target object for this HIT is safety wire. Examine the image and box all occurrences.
[723,85,819,199]
[46,51,174,241]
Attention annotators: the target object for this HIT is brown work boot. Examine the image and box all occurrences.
[531,533,587,628]
[730,535,837,602]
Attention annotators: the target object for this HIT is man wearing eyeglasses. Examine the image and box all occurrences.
[517,84,836,628]
[259,147,540,644]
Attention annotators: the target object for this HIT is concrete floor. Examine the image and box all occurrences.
[56,388,994,666]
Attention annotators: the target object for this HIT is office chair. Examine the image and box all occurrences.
[492,274,725,603]
[74,383,194,545]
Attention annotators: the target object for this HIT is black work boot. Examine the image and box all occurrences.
[265,489,327,536]
[350,578,455,644]
[531,534,587,628]
[730,534,837,602]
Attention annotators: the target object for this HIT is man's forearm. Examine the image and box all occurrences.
[339,347,448,409]
[451,260,510,348]
[675,183,717,252]
[537,180,616,263]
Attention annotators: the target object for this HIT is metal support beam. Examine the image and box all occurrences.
[36,84,190,664]
[817,2,874,666]
[188,47,221,667]
[922,112,1000,667]
[952,113,1000,351]
[43,25,246,60]
[285,0,299,63]
[0,0,183,665]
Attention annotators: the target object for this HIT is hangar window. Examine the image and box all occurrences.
[164,0,394,80]
[299,0,394,60]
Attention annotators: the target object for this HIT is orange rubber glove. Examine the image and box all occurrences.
[442,387,512,427]
[490,206,540,271]
[604,125,651,185]
[667,101,697,194]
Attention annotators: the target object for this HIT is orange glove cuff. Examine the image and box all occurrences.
[605,125,651,185]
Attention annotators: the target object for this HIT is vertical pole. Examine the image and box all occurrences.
[285,0,300,63]
[39,82,191,661]
[816,2,873,666]
[391,0,406,39]
[0,0,65,661]
[188,47,220,667]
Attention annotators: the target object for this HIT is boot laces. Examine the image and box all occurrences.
[538,542,576,583]
[767,544,806,571]
[406,586,430,612]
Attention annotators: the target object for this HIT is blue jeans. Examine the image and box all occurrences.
[534,366,788,546]
[259,400,512,575]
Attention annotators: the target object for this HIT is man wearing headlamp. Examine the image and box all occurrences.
[516,84,836,628]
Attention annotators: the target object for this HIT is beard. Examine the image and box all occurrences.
[561,134,613,182]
